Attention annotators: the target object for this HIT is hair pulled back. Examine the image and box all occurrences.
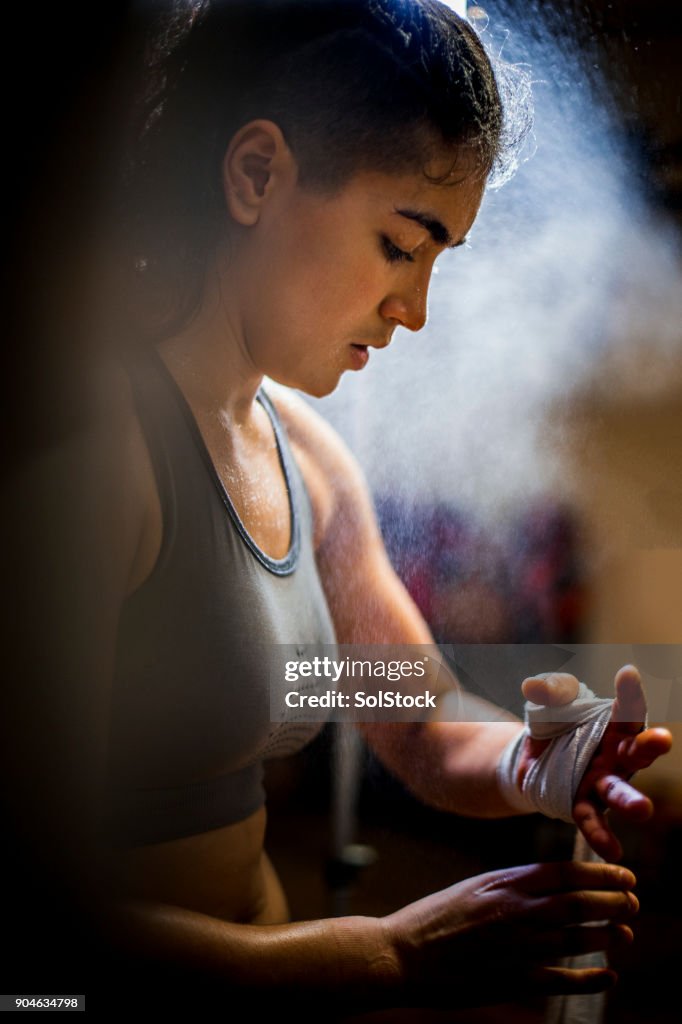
[125,0,531,336]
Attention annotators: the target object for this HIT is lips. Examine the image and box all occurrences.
[350,344,370,369]
[349,335,393,369]
[354,337,392,351]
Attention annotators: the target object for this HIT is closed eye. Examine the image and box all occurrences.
[381,235,415,264]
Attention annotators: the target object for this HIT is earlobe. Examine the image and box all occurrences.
[222,120,291,227]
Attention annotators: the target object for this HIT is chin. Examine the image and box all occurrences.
[272,367,343,400]
[303,378,342,400]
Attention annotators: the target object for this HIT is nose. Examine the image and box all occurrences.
[379,277,429,333]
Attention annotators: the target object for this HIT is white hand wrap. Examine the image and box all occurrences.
[496,682,614,822]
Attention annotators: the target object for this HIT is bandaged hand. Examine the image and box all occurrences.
[498,665,672,861]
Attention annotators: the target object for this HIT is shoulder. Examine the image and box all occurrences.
[87,356,162,594]
[4,356,155,612]
[263,382,375,551]
[263,381,359,478]
[97,357,157,504]
[264,383,433,648]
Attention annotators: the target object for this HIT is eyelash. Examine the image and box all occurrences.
[381,235,415,264]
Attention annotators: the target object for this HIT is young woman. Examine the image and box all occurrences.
[11,0,671,1015]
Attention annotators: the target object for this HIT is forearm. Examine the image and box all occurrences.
[98,898,398,1010]
[360,710,527,818]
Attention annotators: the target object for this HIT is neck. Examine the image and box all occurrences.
[155,258,263,426]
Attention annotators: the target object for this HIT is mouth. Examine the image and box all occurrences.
[349,336,392,370]
[349,344,370,369]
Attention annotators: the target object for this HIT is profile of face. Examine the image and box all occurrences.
[218,121,486,398]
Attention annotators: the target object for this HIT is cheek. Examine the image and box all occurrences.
[275,255,381,338]
[308,241,385,309]
[276,207,384,309]
[242,207,387,362]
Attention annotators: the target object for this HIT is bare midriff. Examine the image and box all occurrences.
[110,806,289,924]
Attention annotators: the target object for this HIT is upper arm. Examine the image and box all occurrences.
[315,442,434,646]
[269,387,466,765]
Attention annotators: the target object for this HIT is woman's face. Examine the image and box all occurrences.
[227,155,486,397]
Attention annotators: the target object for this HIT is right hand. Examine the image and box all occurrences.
[519,669,672,860]
[381,860,637,1008]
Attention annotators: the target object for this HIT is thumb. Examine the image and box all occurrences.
[521,672,580,708]
[612,664,647,726]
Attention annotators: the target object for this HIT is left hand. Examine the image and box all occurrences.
[518,665,673,861]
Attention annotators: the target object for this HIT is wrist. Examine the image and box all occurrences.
[496,725,537,816]
[332,915,401,1005]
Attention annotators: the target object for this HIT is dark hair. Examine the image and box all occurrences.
[124,0,532,337]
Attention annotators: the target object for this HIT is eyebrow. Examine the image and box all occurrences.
[395,207,467,249]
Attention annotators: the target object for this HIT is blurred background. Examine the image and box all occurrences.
[1,0,680,1020]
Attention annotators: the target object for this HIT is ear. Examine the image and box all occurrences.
[222,120,295,227]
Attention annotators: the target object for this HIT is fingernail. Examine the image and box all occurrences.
[627,892,640,913]
[619,868,636,888]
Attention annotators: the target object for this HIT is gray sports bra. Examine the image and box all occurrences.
[104,346,337,848]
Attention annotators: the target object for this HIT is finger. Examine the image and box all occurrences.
[569,790,618,856]
[573,798,623,862]
[529,965,617,996]
[593,774,653,821]
[500,861,636,896]
[533,889,638,927]
[611,665,647,726]
[522,673,580,707]
[617,727,673,769]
